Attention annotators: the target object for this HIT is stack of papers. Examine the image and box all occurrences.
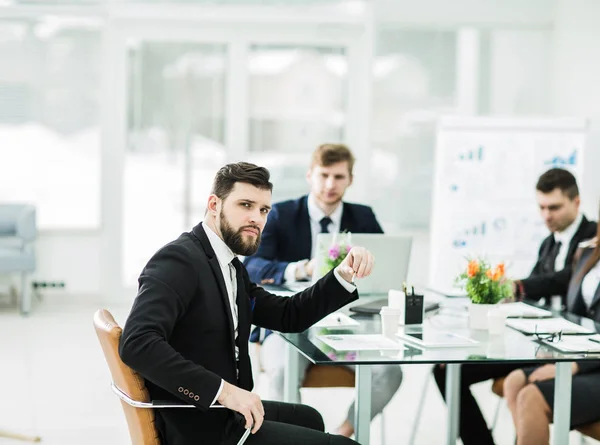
[317,334,405,351]
[506,318,595,335]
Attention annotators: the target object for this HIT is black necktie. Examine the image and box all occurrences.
[230,257,244,305]
[319,216,332,233]
[543,240,562,273]
[230,257,251,388]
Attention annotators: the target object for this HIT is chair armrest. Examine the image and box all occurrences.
[111,383,251,445]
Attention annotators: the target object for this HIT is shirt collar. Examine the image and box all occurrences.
[554,213,583,246]
[307,193,343,227]
[202,221,235,267]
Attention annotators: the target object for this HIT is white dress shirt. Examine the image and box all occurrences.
[581,257,600,309]
[554,213,583,271]
[284,194,343,282]
[203,221,356,404]
[202,222,238,405]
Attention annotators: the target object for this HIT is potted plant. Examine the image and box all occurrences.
[457,259,511,330]
[319,232,352,277]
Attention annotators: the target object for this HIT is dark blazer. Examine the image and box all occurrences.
[243,195,383,285]
[564,246,600,374]
[521,216,597,301]
[119,223,358,445]
[566,247,600,322]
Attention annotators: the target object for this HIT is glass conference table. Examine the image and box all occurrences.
[279,300,600,445]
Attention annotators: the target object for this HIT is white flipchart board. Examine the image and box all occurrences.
[428,116,588,292]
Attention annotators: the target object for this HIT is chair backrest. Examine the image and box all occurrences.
[302,364,355,388]
[0,204,36,241]
[93,309,161,445]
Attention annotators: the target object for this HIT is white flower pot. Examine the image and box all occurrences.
[469,303,496,330]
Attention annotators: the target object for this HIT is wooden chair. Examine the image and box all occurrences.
[492,377,600,441]
[93,309,250,445]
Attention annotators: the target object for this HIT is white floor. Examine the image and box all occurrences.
[0,295,594,445]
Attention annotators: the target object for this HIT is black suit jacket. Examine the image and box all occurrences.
[243,195,383,285]
[119,223,358,445]
[565,246,600,374]
[521,216,597,301]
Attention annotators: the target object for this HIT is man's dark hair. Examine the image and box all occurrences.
[536,168,579,200]
[211,162,273,200]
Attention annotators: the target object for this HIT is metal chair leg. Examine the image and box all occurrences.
[0,430,41,442]
[408,368,432,445]
[490,397,503,431]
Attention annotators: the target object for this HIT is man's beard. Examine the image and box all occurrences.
[220,209,262,256]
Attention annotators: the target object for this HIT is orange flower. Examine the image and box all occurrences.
[486,269,494,280]
[495,262,505,278]
[467,260,480,278]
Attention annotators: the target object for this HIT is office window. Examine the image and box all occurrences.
[370,29,457,230]
[248,45,347,203]
[123,42,227,286]
[0,17,102,229]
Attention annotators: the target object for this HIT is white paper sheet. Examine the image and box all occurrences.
[312,312,360,329]
[506,318,594,335]
[316,334,406,351]
[500,302,553,318]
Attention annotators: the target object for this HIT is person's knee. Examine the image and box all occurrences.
[516,384,551,418]
[386,365,403,391]
[503,370,526,400]
[296,404,325,432]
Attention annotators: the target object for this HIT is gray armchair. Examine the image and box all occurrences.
[0,204,36,314]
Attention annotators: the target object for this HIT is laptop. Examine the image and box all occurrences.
[312,233,412,295]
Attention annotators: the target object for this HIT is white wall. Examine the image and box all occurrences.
[35,231,101,297]
[552,0,600,218]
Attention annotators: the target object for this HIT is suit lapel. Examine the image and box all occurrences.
[589,283,600,310]
[340,202,354,232]
[192,224,237,359]
[297,196,312,259]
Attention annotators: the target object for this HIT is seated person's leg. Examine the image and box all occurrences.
[259,333,310,402]
[513,383,552,445]
[239,401,359,445]
[339,364,403,437]
[514,371,600,445]
[503,369,528,428]
[433,363,524,445]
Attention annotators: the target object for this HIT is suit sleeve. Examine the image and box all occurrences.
[520,267,573,301]
[249,269,358,333]
[119,243,222,411]
[243,206,290,285]
[368,207,384,234]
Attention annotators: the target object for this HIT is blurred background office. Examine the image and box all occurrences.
[1,0,600,444]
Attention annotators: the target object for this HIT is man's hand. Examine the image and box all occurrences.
[527,363,579,383]
[335,246,375,284]
[217,381,264,434]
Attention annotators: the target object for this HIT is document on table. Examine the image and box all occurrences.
[540,335,600,354]
[506,318,595,335]
[312,312,360,329]
[317,334,406,351]
[500,302,553,318]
